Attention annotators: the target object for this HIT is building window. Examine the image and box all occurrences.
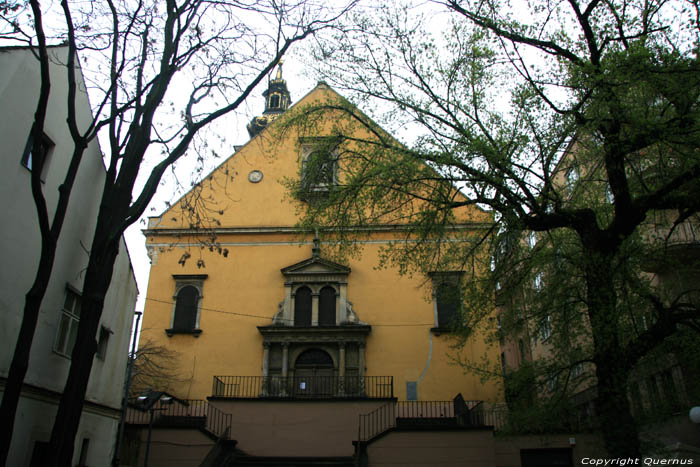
[527,231,537,249]
[533,272,543,291]
[318,286,336,326]
[660,370,680,410]
[545,375,557,392]
[605,186,615,204]
[167,275,206,336]
[173,286,198,330]
[301,144,337,194]
[96,325,112,360]
[647,376,661,408]
[22,132,54,176]
[29,441,49,467]
[629,383,644,416]
[294,286,312,326]
[77,438,90,467]
[55,288,81,357]
[565,167,579,191]
[539,314,552,341]
[431,272,463,331]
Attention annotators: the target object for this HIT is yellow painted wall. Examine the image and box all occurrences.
[139,84,501,403]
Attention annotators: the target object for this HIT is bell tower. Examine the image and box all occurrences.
[247,60,292,138]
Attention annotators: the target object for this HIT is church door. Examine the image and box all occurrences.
[293,349,335,397]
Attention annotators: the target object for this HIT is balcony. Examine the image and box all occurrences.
[125,399,231,439]
[211,376,394,399]
[357,398,505,443]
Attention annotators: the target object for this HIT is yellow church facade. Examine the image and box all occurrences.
[133,73,506,463]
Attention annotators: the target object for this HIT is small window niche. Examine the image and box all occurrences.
[96,325,112,360]
[299,138,340,200]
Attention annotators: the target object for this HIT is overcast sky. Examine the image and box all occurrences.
[122,53,318,314]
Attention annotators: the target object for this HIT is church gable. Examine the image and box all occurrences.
[147,82,348,231]
[146,69,491,234]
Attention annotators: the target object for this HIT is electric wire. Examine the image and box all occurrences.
[145,296,435,327]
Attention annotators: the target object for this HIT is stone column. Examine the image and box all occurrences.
[262,342,270,396]
[281,343,289,377]
[358,343,366,378]
[281,343,290,396]
[359,343,366,395]
[338,343,346,396]
[262,343,270,377]
[284,284,293,325]
[311,291,319,325]
[339,283,347,324]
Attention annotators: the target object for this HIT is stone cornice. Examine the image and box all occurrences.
[257,325,371,344]
[142,223,493,237]
[0,377,122,419]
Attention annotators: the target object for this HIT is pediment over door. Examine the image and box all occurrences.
[281,256,350,284]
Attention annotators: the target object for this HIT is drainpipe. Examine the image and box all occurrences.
[113,311,142,466]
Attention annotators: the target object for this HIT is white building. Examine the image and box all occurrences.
[0,45,138,467]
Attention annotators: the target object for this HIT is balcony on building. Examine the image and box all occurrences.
[211,375,393,400]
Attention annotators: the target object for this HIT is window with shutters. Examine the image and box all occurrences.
[166,275,206,336]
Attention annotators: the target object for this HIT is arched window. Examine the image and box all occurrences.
[173,285,199,331]
[318,286,336,326]
[294,286,312,326]
[269,93,280,109]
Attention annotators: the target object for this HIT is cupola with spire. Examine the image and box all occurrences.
[247,60,292,139]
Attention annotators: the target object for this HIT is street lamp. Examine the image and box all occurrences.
[113,311,142,467]
[690,406,700,424]
[142,394,173,467]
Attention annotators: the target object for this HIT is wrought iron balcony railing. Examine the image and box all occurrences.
[125,399,231,439]
[212,375,394,399]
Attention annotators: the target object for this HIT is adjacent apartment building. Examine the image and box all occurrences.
[497,137,700,455]
[0,46,139,466]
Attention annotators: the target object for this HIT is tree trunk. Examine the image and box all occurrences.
[0,243,56,466]
[584,250,641,457]
[0,7,54,463]
[595,358,640,456]
[45,219,122,467]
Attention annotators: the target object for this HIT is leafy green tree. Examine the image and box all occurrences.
[0,1,353,465]
[280,0,700,457]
